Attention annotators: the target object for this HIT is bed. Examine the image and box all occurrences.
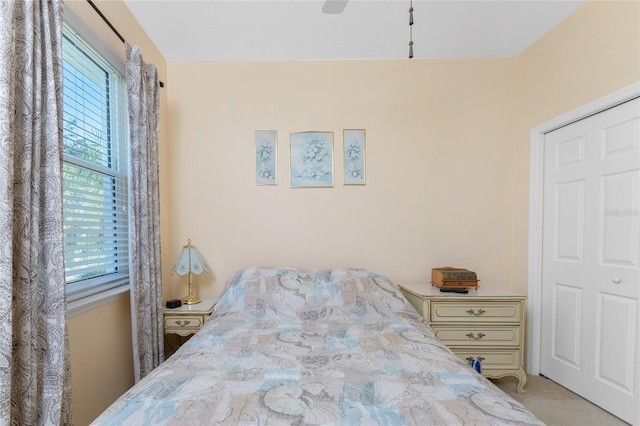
[92,267,543,425]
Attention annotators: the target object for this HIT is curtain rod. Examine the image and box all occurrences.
[86,0,165,88]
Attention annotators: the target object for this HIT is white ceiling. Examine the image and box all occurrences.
[123,0,586,62]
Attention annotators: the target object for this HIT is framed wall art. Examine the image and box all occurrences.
[343,129,366,185]
[255,130,277,185]
[290,131,334,188]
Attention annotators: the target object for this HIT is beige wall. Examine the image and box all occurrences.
[165,58,518,300]
[67,296,133,426]
[511,0,640,292]
[64,1,168,424]
[164,1,639,301]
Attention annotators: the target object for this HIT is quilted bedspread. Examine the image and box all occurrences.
[92,267,543,425]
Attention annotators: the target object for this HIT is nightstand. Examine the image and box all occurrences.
[164,299,216,355]
[399,283,528,393]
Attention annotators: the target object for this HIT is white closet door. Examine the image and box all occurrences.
[541,97,639,425]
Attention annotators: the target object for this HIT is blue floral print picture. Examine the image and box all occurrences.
[290,131,334,188]
[343,129,365,185]
[256,130,277,185]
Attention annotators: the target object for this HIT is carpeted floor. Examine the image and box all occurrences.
[492,375,630,426]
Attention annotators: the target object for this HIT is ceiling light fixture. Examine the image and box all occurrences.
[409,0,414,58]
[322,0,349,14]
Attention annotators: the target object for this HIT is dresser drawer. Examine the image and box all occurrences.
[452,348,523,370]
[431,325,521,347]
[430,301,521,323]
[165,315,204,330]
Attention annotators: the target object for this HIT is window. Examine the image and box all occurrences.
[62,24,129,307]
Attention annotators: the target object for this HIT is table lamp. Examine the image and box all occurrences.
[170,239,210,304]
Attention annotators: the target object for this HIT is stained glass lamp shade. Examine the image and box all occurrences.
[170,239,210,305]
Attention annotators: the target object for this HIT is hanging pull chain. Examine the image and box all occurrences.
[409,1,414,58]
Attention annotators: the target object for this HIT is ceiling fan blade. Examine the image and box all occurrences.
[322,0,349,14]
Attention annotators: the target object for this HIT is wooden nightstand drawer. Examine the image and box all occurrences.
[430,301,521,323]
[452,348,523,370]
[165,315,204,330]
[431,325,521,346]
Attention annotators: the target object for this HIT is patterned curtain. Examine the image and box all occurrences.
[0,0,73,424]
[126,43,164,382]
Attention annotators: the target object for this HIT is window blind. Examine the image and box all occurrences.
[62,25,129,301]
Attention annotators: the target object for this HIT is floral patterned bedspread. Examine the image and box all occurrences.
[92,267,543,425]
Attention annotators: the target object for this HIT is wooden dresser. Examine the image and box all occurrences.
[399,283,528,392]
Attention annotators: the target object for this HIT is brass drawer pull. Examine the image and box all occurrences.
[466,332,486,340]
[466,308,486,316]
[466,355,485,363]
[175,320,191,327]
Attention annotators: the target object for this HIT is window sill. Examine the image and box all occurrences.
[67,285,130,318]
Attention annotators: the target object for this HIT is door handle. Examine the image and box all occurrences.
[612,277,621,284]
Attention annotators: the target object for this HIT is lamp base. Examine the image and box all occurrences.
[181,294,201,305]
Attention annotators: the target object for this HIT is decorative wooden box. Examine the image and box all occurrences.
[431,267,479,289]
